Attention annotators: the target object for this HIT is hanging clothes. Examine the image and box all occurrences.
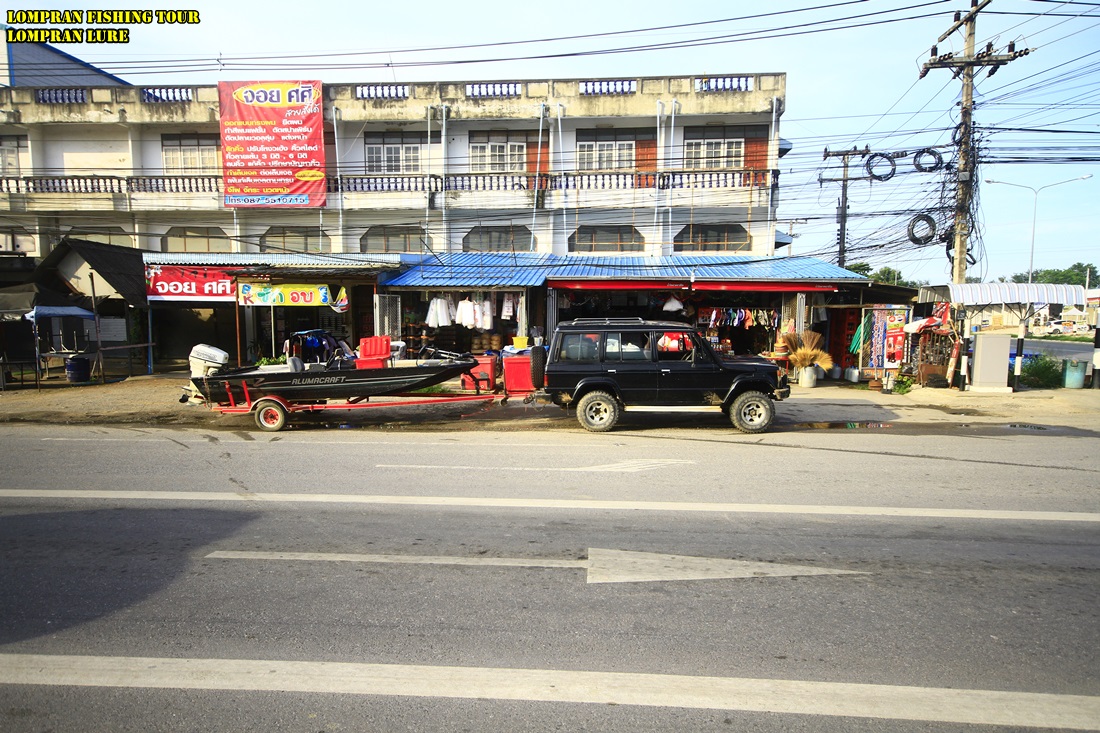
[455,298,477,328]
[481,297,493,332]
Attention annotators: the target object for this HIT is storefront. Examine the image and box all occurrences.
[544,255,863,357]
[378,252,555,356]
[143,253,402,364]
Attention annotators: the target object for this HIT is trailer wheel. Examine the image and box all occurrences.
[729,391,775,434]
[254,400,288,432]
[576,391,620,432]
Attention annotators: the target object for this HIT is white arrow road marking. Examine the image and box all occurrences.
[206,548,865,584]
[3,489,1099,523]
[376,459,694,473]
[1,654,1097,730]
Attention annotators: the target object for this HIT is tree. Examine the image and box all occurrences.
[868,267,927,289]
[1009,262,1098,286]
[845,262,873,277]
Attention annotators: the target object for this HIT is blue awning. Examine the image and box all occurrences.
[379,252,868,290]
[546,255,867,283]
[380,252,557,288]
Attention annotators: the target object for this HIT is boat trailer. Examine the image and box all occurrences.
[204,383,502,432]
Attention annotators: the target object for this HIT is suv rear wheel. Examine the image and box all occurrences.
[729,390,775,433]
[576,390,621,432]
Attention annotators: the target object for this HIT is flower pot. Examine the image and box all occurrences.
[798,367,818,388]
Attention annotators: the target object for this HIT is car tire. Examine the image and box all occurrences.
[529,345,547,388]
[729,390,775,434]
[254,400,288,432]
[575,390,621,432]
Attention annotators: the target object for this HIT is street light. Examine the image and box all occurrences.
[984,173,1093,391]
[983,174,1093,283]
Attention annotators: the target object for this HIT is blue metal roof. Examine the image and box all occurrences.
[545,255,867,282]
[380,252,559,288]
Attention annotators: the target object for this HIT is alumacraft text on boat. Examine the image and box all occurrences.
[290,376,348,385]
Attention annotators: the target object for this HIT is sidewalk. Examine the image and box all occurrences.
[0,370,1097,430]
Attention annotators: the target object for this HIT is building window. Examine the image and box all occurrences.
[260,226,330,254]
[673,224,751,252]
[684,139,743,169]
[0,227,33,252]
[468,131,542,173]
[67,226,132,248]
[462,226,533,252]
[364,132,438,174]
[576,129,655,171]
[0,136,28,176]
[683,125,766,169]
[568,225,643,253]
[161,134,221,175]
[162,226,232,253]
[361,226,430,253]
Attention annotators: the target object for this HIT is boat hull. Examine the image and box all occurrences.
[192,359,477,405]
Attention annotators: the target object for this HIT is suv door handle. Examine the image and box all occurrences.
[660,368,671,374]
[606,369,616,373]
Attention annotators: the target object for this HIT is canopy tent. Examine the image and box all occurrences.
[918,283,1086,322]
[24,305,96,321]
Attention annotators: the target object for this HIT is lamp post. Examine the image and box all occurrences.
[983,174,1093,390]
[984,174,1093,283]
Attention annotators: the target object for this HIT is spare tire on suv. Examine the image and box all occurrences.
[533,318,789,433]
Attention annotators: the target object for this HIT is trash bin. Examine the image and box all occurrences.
[65,356,91,383]
[1062,359,1087,389]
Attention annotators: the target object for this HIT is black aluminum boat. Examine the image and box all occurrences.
[184,342,478,406]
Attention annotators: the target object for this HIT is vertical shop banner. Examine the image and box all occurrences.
[883,309,908,368]
[218,80,326,208]
[145,265,236,302]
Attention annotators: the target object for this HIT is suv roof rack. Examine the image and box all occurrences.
[565,317,646,325]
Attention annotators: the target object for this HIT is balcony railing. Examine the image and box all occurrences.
[446,174,550,191]
[331,175,440,193]
[130,176,221,193]
[0,169,775,198]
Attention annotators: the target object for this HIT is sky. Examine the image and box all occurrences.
[8,0,1099,284]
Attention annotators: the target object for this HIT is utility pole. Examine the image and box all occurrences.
[920,0,1031,284]
[820,146,869,269]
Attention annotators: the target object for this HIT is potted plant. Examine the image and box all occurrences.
[782,331,835,388]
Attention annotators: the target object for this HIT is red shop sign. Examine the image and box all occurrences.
[145,265,236,302]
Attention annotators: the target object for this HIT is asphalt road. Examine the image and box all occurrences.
[1,422,1098,731]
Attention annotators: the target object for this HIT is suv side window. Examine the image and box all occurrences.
[558,332,601,362]
[656,331,693,361]
[605,331,649,362]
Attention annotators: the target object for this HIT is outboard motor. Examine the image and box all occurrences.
[180,344,230,403]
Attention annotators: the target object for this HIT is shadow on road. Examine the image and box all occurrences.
[0,507,257,644]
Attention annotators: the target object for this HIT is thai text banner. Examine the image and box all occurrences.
[218,80,327,208]
[238,283,332,306]
[145,265,235,302]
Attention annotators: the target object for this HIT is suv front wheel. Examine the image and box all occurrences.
[729,390,775,434]
[576,390,621,432]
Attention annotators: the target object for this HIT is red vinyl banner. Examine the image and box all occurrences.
[145,265,236,302]
[218,80,326,208]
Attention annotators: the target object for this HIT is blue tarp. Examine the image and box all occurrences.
[24,305,96,321]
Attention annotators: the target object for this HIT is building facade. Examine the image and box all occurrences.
[1,72,874,366]
[0,73,786,259]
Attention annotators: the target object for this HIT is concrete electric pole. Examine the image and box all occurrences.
[920,0,1031,284]
[820,146,869,269]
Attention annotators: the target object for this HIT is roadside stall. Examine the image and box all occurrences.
[919,283,1087,391]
